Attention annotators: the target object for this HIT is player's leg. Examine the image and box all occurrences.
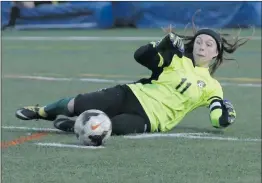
[73,85,125,117]
[53,85,152,133]
[15,97,76,121]
[15,85,127,121]
[111,113,151,135]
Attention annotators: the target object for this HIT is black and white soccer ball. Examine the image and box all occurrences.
[74,109,112,146]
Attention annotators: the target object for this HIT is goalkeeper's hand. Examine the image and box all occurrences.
[155,33,184,58]
[223,100,236,124]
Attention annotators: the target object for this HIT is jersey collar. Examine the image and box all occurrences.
[184,53,210,74]
[184,53,196,67]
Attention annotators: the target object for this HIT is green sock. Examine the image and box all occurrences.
[40,97,74,119]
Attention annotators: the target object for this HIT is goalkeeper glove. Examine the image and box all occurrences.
[155,33,184,58]
[223,99,236,125]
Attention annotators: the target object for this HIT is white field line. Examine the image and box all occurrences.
[2,126,62,132]
[3,126,261,142]
[2,36,261,41]
[4,75,73,81]
[35,142,105,149]
[125,133,261,142]
[15,23,98,30]
[3,75,261,87]
[2,125,204,136]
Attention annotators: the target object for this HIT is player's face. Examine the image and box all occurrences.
[193,34,218,67]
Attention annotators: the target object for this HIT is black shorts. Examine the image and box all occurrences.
[74,84,151,135]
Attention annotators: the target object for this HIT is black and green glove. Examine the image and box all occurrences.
[155,33,184,58]
[223,99,236,125]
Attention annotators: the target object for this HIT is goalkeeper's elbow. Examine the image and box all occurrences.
[210,115,223,129]
[210,109,235,129]
[210,113,235,129]
[209,100,236,129]
[211,117,230,129]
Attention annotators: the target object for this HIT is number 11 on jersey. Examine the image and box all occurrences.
[175,78,192,94]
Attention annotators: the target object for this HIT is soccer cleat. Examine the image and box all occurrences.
[15,105,56,121]
[53,118,75,132]
[15,105,41,120]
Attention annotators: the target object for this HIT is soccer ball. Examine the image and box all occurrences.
[74,109,112,146]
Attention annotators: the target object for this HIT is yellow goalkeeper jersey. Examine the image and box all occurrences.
[127,54,223,132]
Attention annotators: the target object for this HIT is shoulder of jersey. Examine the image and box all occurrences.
[210,77,222,89]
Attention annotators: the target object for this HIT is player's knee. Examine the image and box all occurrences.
[111,117,129,135]
[73,94,85,115]
[111,114,147,135]
[67,98,75,114]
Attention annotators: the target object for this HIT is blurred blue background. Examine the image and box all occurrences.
[1,1,261,30]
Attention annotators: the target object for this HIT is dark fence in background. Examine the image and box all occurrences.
[1,1,261,30]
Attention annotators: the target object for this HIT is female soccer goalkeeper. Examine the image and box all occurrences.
[15,27,251,135]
